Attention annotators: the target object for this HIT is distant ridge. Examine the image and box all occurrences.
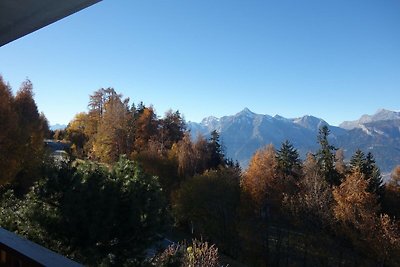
[50,124,67,131]
[339,109,400,130]
[188,108,400,173]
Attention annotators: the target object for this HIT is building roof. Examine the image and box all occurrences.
[0,0,101,46]
[0,228,82,267]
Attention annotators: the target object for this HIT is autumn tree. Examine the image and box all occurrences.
[87,87,121,122]
[133,106,158,153]
[333,169,379,232]
[52,129,66,141]
[0,77,49,189]
[239,145,285,266]
[66,112,89,158]
[175,132,222,179]
[242,144,278,216]
[92,92,130,163]
[283,153,333,229]
[193,134,211,174]
[176,132,197,178]
[383,165,400,218]
[333,169,400,265]
[83,88,121,157]
[135,109,185,192]
[0,76,19,185]
[39,112,51,139]
[374,214,400,266]
[335,148,347,176]
[388,164,400,185]
[13,80,48,191]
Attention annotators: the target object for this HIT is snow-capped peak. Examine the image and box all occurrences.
[200,116,219,127]
[235,107,256,118]
[340,109,400,130]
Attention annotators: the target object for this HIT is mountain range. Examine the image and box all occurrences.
[188,108,400,174]
[50,124,67,131]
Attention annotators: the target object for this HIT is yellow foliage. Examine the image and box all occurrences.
[333,169,379,229]
[242,144,277,212]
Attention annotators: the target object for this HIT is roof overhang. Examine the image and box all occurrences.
[0,0,101,47]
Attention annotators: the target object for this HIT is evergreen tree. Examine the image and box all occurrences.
[365,152,384,198]
[159,109,186,152]
[173,167,240,254]
[0,157,166,266]
[316,125,340,185]
[276,140,301,180]
[350,150,383,198]
[350,149,367,173]
[207,130,225,169]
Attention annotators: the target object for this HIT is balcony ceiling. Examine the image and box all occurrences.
[0,0,101,46]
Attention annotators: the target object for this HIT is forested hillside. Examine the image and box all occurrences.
[1,77,400,266]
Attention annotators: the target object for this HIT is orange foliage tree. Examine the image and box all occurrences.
[333,169,400,264]
[241,144,278,216]
[0,77,48,190]
[0,76,19,185]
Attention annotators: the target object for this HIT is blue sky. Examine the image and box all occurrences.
[1,0,400,125]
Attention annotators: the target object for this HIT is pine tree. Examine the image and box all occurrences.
[365,152,384,198]
[316,125,340,185]
[159,109,186,152]
[350,149,366,173]
[173,168,240,253]
[276,140,301,180]
[207,130,225,169]
[349,149,383,198]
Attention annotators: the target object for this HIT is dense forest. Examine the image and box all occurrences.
[1,76,400,266]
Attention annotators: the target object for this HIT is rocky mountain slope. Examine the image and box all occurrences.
[188,108,400,173]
